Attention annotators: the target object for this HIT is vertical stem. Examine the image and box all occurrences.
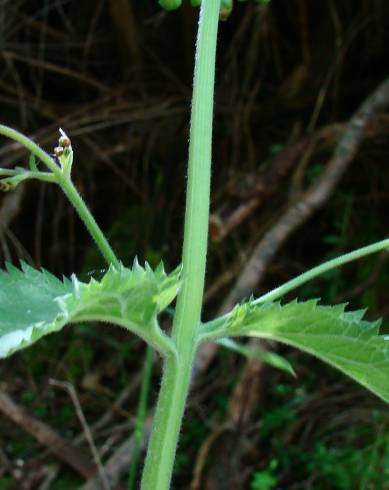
[171,0,219,350]
[140,1,221,489]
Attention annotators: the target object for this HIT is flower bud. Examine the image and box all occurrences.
[220,0,233,20]
[159,0,182,10]
[54,146,64,157]
[58,135,71,148]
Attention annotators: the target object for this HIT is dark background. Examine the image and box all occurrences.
[0,1,389,488]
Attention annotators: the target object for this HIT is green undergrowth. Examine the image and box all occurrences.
[248,359,389,490]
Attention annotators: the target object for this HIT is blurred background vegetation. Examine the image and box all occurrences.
[0,1,389,488]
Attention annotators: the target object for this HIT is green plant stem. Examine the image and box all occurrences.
[0,124,119,268]
[255,237,389,304]
[59,177,119,268]
[140,1,220,489]
[128,346,154,490]
[0,125,62,176]
[0,169,57,185]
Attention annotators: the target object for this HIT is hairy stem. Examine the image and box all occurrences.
[59,177,119,268]
[140,1,220,488]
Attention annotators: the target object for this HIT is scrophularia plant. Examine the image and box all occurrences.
[0,1,388,489]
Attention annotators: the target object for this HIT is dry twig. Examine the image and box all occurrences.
[0,391,97,479]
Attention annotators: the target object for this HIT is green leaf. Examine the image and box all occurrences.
[0,262,73,358]
[0,261,181,359]
[201,299,389,403]
[217,338,295,376]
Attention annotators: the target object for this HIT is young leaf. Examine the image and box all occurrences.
[64,260,181,354]
[217,338,295,376]
[0,261,181,359]
[200,299,389,403]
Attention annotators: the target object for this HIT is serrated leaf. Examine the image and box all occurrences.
[0,261,181,359]
[64,262,181,353]
[0,262,73,358]
[201,299,389,403]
